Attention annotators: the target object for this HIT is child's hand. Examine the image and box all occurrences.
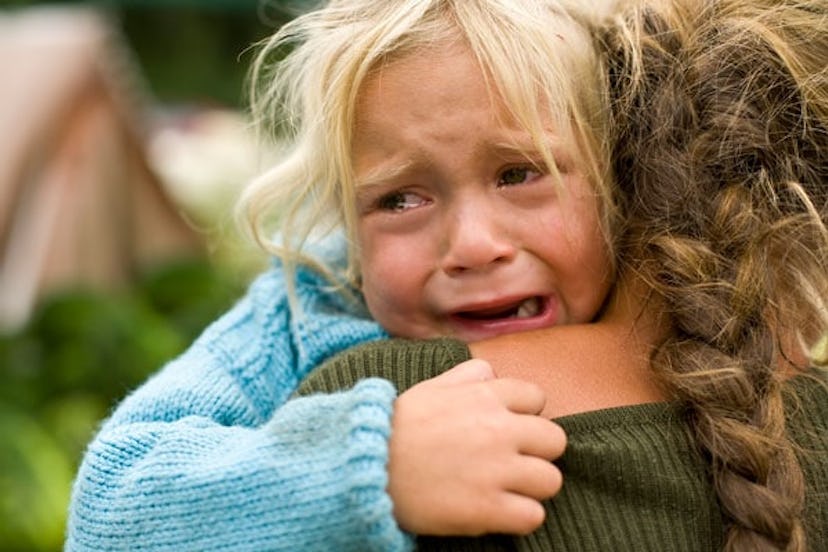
[388,359,565,536]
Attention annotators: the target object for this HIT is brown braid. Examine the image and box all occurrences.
[598,0,828,549]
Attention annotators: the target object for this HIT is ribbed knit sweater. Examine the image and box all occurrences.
[297,338,828,551]
[66,263,415,551]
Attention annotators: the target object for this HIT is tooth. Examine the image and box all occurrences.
[516,297,540,319]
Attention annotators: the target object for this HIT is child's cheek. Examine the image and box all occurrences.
[361,249,433,337]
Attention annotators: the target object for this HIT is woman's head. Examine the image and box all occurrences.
[603,0,828,367]
[601,0,828,549]
[242,0,617,303]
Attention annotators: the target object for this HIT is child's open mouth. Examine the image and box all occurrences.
[448,295,558,341]
[455,296,542,321]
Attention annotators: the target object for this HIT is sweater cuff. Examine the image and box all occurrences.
[255,377,413,551]
[344,378,415,551]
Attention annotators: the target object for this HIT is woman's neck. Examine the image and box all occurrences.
[469,272,669,418]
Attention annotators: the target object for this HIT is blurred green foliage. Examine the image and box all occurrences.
[0,259,246,550]
[115,4,274,106]
[0,2,291,548]
[4,0,299,107]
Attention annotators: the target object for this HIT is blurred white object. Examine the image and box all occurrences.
[0,7,202,331]
[148,108,268,223]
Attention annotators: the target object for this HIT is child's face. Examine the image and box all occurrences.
[352,43,613,342]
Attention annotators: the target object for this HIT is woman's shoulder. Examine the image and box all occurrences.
[553,373,827,438]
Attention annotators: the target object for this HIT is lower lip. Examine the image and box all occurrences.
[448,297,560,342]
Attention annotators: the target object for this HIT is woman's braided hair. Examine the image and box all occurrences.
[600,0,828,549]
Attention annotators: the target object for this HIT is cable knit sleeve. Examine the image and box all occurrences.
[65,263,412,552]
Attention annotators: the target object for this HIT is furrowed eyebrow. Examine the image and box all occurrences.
[489,139,574,171]
[354,159,415,190]
[489,136,567,158]
[490,140,541,157]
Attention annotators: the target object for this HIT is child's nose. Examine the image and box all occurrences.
[440,204,515,275]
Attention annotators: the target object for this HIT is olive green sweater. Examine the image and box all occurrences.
[297,338,828,551]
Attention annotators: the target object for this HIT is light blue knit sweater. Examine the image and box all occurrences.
[65,261,412,551]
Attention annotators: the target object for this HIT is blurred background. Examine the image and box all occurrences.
[0,1,296,549]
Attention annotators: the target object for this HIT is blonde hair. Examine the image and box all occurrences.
[240,0,615,295]
[601,0,828,549]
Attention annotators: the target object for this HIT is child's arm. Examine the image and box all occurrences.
[296,339,565,537]
[297,274,667,537]
[298,321,661,538]
[66,265,410,552]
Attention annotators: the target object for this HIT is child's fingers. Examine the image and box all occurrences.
[514,416,567,460]
[421,361,550,418]
[429,358,495,385]
[504,455,564,501]
[486,377,547,416]
[389,367,565,536]
[487,493,547,536]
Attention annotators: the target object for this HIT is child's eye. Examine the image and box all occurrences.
[498,166,542,187]
[377,191,428,212]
